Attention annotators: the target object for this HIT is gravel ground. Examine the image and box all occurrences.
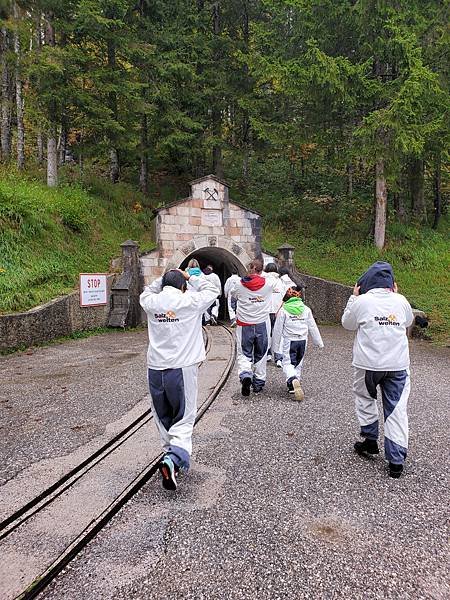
[0,330,149,485]
[37,326,450,599]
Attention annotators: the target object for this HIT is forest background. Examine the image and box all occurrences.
[0,0,448,343]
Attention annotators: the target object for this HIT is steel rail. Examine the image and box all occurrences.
[13,324,235,600]
[0,327,213,541]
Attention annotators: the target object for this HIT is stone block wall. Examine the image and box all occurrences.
[0,275,115,352]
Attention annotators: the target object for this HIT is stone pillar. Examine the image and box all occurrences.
[277,243,295,269]
[108,240,142,328]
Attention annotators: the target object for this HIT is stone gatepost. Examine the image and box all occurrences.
[277,243,307,301]
[277,243,295,269]
[108,240,142,328]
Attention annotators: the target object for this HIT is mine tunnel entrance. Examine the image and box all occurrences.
[179,247,247,320]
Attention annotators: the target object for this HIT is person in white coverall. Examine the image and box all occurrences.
[341,261,414,479]
[224,270,240,325]
[202,265,221,325]
[229,258,277,396]
[272,285,323,401]
[262,263,285,363]
[140,269,218,490]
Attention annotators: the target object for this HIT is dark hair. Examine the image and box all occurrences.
[249,258,264,273]
[162,270,186,290]
[278,266,291,276]
[264,262,278,274]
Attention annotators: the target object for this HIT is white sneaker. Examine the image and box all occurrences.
[276,360,282,368]
[292,378,304,401]
[267,355,272,362]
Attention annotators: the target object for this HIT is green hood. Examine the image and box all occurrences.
[284,297,305,315]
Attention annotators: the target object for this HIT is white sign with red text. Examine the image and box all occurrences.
[79,273,108,307]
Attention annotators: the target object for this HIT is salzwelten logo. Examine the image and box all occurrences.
[154,310,179,323]
[249,295,265,303]
[374,314,400,326]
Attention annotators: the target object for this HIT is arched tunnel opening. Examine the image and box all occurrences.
[179,247,247,320]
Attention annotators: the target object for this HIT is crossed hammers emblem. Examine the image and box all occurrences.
[204,187,219,201]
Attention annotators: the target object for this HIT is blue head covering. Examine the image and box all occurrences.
[357,261,394,294]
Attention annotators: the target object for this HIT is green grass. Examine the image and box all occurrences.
[0,170,155,314]
[263,222,450,345]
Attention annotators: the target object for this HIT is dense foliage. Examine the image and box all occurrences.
[0,1,448,340]
[0,1,447,243]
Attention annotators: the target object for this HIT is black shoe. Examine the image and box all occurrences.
[159,456,177,491]
[354,438,380,456]
[389,462,404,479]
[241,377,251,396]
[287,380,294,393]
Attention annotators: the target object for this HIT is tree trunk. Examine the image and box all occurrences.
[107,37,119,183]
[13,2,25,169]
[241,2,250,183]
[45,14,57,186]
[109,148,119,184]
[346,162,353,196]
[1,26,12,161]
[409,158,427,222]
[432,156,441,229]
[374,160,387,249]
[139,113,148,194]
[211,2,223,178]
[47,128,58,186]
[58,112,68,165]
[37,131,44,163]
[393,191,406,224]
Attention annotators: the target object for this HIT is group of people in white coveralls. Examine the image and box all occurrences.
[140,257,414,490]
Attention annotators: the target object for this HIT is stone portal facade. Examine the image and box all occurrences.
[140,175,262,283]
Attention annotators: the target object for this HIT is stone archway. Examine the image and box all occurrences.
[165,235,252,274]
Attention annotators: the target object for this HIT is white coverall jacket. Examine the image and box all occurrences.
[140,275,219,369]
[341,289,414,371]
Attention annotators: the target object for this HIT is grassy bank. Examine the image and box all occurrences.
[0,171,155,314]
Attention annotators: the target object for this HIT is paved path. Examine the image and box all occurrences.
[31,326,449,600]
[0,330,149,486]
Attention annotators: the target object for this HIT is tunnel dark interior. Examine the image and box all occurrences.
[179,248,246,319]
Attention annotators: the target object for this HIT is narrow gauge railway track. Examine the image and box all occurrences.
[1,324,235,600]
[0,327,213,542]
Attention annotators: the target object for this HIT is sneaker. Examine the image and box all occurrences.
[241,377,251,397]
[230,319,236,328]
[276,360,282,368]
[253,387,263,394]
[266,355,272,362]
[287,380,294,393]
[354,438,380,456]
[159,456,177,491]
[292,378,304,401]
[389,462,404,479]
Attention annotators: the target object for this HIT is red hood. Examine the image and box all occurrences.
[241,274,266,291]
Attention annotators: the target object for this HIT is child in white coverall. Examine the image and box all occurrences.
[271,286,324,401]
[341,261,414,479]
[140,269,218,490]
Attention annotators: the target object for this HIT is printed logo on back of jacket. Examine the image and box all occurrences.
[154,311,179,323]
[249,296,265,303]
[374,314,400,326]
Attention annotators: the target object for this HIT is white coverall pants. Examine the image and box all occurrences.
[353,367,410,464]
[282,338,307,383]
[147,363,198,470]
[236,319,270,391]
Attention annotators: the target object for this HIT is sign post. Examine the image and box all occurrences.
[79,273,108,307]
